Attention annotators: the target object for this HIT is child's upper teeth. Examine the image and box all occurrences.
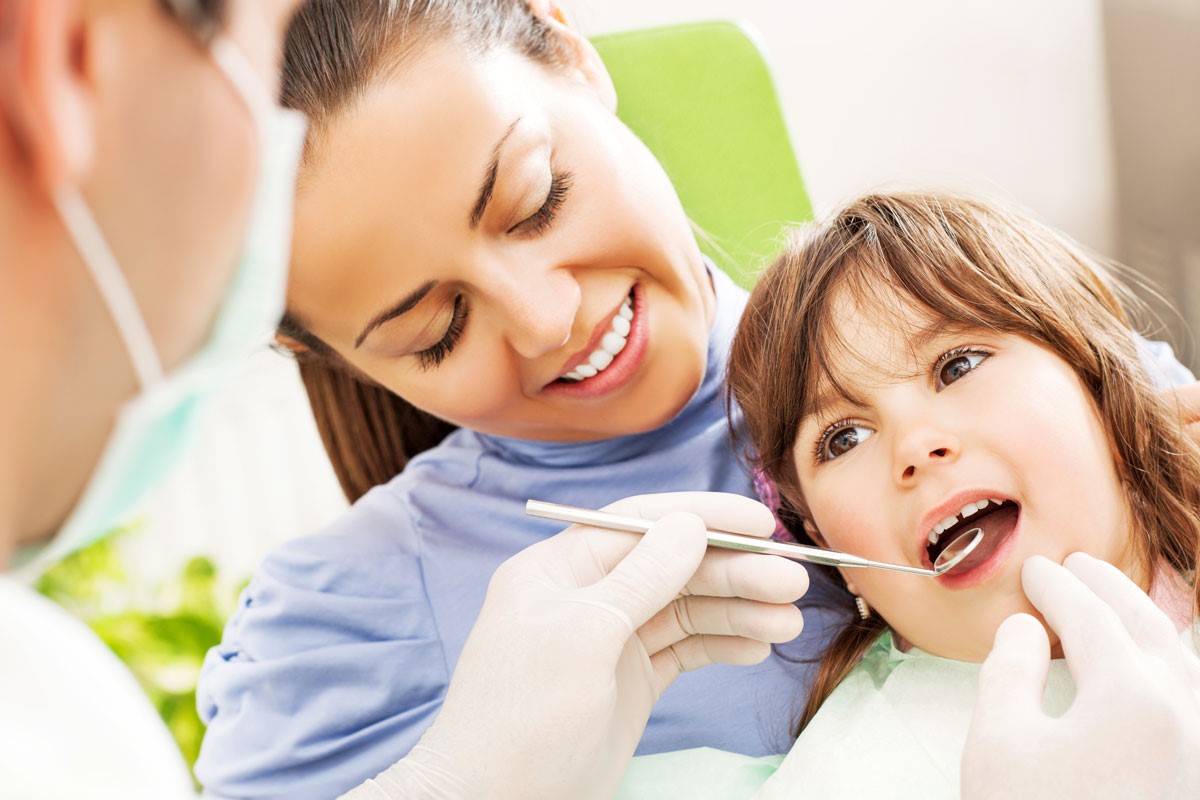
[927,498,1001,545]
[562,295,633,382]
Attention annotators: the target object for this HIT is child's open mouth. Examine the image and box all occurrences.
[927,499,1020,578]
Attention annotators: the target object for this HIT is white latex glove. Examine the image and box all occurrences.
[344,492,809,800]
[963,553,1200,800]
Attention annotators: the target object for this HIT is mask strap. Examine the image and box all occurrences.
[210,37,272,131]
[53,187,165,389]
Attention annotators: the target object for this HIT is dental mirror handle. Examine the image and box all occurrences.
[525,500,978,576]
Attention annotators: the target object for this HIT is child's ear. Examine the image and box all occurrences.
[525,0,617,112]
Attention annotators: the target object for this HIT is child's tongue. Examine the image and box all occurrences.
[941,503,1019,573]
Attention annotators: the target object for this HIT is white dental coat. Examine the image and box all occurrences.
[0,577,195,799]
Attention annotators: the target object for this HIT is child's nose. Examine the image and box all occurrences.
[894,429,959,483]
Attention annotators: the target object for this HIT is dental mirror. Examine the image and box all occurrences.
[930,527,984,574]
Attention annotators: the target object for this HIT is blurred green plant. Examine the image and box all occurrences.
[35,529,239,779]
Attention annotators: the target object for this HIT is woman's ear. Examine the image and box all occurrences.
[525,0,617,112]
[274,332,310,355]
[1,0,96,192]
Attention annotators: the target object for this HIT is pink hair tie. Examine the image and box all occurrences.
[751,468,797,543]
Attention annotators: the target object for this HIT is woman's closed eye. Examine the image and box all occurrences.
[416,294,469,370]
[815,420,875,463]
[508,169,573,237]
[934,346,990,390]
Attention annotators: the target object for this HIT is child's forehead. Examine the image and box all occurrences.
[826,284,945,366]
[803,285,971,415]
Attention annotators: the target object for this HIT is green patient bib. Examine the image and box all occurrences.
[618,621,1199,799]
[616,748,784,799]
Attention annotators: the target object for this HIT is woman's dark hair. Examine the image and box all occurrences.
[728,191,1200,736]
[278,0,573,501]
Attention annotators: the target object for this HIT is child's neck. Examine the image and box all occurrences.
[1150,561,1195,632]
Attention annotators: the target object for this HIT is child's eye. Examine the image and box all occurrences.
[935,347,990,390]
[816,421,875,463]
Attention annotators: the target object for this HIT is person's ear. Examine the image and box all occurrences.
[1,0,96,192]
[273,332,310,355]
[525,0,617,113]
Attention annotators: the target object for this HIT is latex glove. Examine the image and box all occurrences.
[1165,380,1200,445]
[962,553,1200,800]
[344,492,809,800]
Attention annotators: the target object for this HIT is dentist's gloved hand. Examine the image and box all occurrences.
[343,492,809,800]
[963,553,1200,800]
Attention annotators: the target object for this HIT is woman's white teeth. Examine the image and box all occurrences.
[562,295,633,382]
[588,349,614,371]
[927,498,1005,544]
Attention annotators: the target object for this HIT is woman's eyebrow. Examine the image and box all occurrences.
[468,118,522,229]
[355,280,438,348]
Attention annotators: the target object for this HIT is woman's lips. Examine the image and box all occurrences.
[543,285,648,399]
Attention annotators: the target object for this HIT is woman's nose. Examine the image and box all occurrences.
[493,264,580,360]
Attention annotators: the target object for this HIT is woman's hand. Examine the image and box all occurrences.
[962,553,1200,799]
[346,492,809,800]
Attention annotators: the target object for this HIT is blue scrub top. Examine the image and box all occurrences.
[194,268,851,799]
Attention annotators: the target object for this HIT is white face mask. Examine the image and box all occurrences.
[14,38,307,577]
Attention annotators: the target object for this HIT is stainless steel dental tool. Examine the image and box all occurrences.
[525,500,984,576]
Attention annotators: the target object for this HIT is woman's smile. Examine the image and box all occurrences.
[285,42,714,441]
[544,285,649,399]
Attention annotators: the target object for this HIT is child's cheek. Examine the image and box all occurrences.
[814,496,886,555]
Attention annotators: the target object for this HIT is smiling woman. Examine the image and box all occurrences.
[273,0,716,499]
[191,2,848,798]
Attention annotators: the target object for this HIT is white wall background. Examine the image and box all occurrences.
[573,0,1119,255]
[120,0,1181,589]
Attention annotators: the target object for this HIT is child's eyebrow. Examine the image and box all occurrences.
[800,320,981,419]
[802,384,868,420]
[909,321,950,353]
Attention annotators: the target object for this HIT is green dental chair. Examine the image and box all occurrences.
[593,20,814,287]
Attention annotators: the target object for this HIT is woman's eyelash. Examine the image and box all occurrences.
[510,169,574,237]
[416,294,468,370]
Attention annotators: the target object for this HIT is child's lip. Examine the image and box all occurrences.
[933,511,1022,589]
[913,488,1016,565]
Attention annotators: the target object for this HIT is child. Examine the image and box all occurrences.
[617,191,1200,798]
[727,191,1200,797]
